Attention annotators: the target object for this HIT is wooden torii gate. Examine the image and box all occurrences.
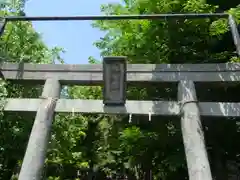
[0,13,240,180]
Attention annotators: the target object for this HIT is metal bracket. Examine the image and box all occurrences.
[0,18,6,37]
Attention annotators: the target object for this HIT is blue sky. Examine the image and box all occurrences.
[24,0,120,64]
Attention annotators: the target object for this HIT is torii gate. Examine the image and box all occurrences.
[0,13,240,180]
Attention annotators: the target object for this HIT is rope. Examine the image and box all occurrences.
[178,100,198,114]
[39,96,58,109]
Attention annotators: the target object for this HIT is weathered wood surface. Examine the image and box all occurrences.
[2,66,240,84]
[4,71,240,84]
[2,62,240,84]
[2,62,240,72]
[4,99,179,115]
[228,15,240,56]
[18,79,60,180]
[178,80,212,180]
[4,98,240,117]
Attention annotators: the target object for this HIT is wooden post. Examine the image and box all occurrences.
[178,80,212,180]
[18,79,60,180]
[228,15,240,56]
[0,18,6,36]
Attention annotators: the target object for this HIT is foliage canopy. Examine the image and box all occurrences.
[0,0,240,179]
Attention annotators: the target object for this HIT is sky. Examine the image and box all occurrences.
[24,0,120,64]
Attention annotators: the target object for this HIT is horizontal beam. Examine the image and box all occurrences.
[1,63,240,84]
[2,62,240,72]
[4,13,228,22]
[4,98,240,117]
[4,99,179,115]
[2,70,240,84]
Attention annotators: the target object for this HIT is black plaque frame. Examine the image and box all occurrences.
[103,56,127,106]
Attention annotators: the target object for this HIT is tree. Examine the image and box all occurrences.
[1,0,240,179]
[91,0,240,179]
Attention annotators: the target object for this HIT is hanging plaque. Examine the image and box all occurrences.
[103,56,127,106]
